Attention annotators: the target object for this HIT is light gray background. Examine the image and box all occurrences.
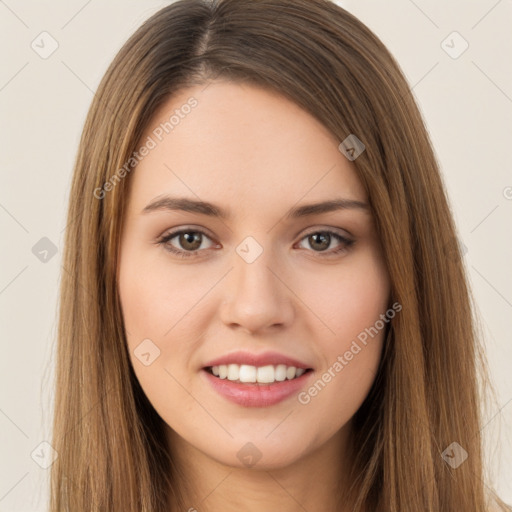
[1,1,511,510]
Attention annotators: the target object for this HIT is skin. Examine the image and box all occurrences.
[117,80,390,512]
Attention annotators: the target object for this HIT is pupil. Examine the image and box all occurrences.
[181,232,201,250]
[310,233,329,251]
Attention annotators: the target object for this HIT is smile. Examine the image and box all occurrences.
[206,363,311,384]
[201,366,314,407]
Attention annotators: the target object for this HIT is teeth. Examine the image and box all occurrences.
[257,365,274,383]
[275,364,287,381]
[209,364,308,383]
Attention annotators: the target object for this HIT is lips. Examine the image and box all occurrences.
[201,366,314,407]
[202,350,313,370]
[201,350,314,407]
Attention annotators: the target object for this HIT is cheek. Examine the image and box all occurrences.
[117,247,198,419]
[118,244,201,340]
[299,246,390,344]
[294,247,389,416]
[117,243,176,390]
[118,242,215,394]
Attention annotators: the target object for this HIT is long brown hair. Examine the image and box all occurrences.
[50,0,510,510]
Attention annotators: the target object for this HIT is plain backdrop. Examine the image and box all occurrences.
[0,0,511,510]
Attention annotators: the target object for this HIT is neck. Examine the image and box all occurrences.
[165,422,357,512]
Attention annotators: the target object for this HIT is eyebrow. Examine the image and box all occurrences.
[141,195,370,219]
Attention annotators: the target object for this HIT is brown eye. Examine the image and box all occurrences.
[297,230,355,256]
[157,229,215,258]
[307,232,331,251]
[177,232,203,251]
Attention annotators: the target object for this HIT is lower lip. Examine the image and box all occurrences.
[201,368,313,407]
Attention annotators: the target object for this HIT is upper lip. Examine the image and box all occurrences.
[203,350,313,370]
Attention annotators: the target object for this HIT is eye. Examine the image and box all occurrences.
[296,229,354,256]
[156,228,216,258]
[156,227,355,259]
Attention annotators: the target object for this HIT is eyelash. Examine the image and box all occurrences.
[156,228,355,259]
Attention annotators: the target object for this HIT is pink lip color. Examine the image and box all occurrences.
[201,368,313,407]
[203,350,311,370]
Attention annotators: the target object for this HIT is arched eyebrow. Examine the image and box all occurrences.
[141,196,370,220]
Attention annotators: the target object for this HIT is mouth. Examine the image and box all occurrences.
[203,364,314,385]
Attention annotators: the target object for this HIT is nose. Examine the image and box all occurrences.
[219,242,295,335]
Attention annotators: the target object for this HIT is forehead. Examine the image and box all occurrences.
[127,80,366,214]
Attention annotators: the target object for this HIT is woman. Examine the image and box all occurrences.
[50,0,511,510]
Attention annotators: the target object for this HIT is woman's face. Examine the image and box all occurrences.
[118,80,390,470]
